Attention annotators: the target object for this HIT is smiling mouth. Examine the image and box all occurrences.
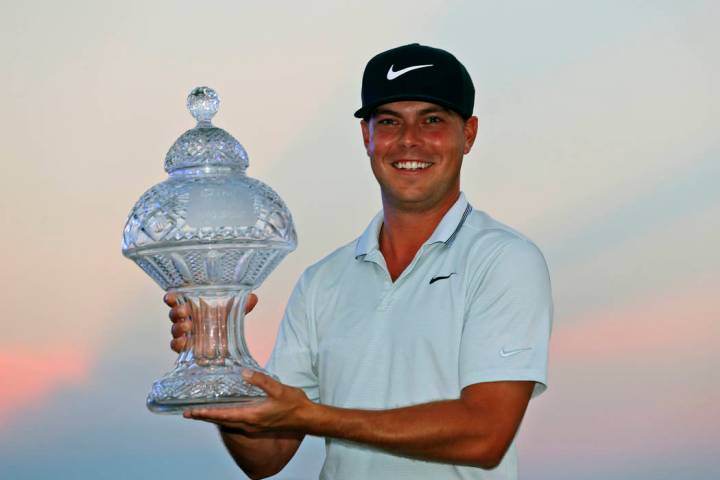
[391,161,432,171]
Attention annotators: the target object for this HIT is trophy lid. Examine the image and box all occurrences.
[122,86,297,292]
[164,86,249,173]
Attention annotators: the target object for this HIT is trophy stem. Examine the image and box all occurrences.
[147,288,272,414]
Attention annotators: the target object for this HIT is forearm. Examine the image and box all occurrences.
[303,399,503,468]
[219,427,303,479]
[186,376,531,472]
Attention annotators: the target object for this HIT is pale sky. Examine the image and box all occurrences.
[1,1,718,479]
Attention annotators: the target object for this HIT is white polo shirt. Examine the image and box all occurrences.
[267,192,553,480]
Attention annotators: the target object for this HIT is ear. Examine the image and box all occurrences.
[463,116,479,155]
[360,119,372,157]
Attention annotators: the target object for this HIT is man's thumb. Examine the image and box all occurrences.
[242,369,281,397]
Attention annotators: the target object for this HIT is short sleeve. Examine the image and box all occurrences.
[459,237,553,398]
[265,272,320,402]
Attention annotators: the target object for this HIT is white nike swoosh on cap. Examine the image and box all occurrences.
[386,64,434,80]
[499,347,532,358]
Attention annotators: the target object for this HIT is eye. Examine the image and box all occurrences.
[425,115,443,124]
[376,117,397,126]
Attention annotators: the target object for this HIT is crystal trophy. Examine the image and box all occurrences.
[122,87,297,413]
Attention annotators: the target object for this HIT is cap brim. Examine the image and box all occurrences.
[353,94,470,119]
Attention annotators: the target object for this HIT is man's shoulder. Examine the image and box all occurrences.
[459,208,548,268]
[462,208,536,246]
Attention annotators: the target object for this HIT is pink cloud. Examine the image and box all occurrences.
[552,286,720,364]
[518,286,720,463]
[521,385,718,463]
[0,347,91,428]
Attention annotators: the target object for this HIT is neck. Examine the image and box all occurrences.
[378,191,460,279]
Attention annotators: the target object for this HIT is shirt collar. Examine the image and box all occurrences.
[355,192,472,258]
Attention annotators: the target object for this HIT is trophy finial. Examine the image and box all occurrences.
[187,86,219,124]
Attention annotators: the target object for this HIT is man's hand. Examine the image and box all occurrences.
[183,369,315,433]
[164,292,258,353]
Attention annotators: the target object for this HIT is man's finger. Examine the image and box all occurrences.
[170,337,187,353]
[242,369,282,398]
[245,293,258,314]
[186,407,235,421]
[171,320,191,338]
[184,410,230,425]
[164,292,178,307]
[183,409,258,431]
[169,304,190,322]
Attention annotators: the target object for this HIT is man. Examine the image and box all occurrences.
[166,43,552,479]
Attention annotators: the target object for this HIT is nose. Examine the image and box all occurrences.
[399,122,421,148]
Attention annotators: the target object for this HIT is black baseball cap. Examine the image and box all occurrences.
[354,43,475,119]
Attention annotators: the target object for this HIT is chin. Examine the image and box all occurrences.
[384,191,436,210]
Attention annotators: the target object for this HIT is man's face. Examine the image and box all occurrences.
[361,101,478,212]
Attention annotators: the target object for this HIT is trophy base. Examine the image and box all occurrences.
[148,395,266,415]
[147,364,273,415]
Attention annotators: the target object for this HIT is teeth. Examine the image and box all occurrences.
[393,161,431,170]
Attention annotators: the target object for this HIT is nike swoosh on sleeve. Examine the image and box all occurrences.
[499,347,532,357]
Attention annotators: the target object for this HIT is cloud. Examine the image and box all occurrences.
[552,286,720,365]
[0,347,92,427]
[518,284,720,469]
